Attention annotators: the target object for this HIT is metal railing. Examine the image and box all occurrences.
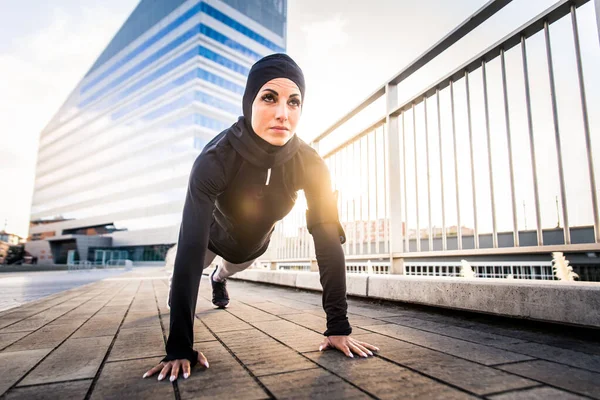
[265,0,600,273]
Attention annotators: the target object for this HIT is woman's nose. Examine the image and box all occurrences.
[275,102,288,121]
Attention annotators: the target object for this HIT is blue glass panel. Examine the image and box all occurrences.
[79,42,248,109]
[202,2,284,52]
[140,93,194,122]
[111,69,197,120]
[85,0,200,79]
[83,1,283,93]
[199,46,249,75]
[194,91,241,115]
[193,114,230,132]
[196,67,245,94]
[200,25,261,60]
[194,137,208,150]
[79,46,198,108]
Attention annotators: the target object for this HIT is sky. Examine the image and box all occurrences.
[0,0,598,239]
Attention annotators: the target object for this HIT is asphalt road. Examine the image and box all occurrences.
[0,269,130,312]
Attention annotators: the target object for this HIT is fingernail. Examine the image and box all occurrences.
[362,353,368,358]
[184,373,189,379]
[349,353,354,358]
[205,361,210,368]
[368,351,373,356]
[318,346,323,351]
[170,376,176,382]
[375,347,380,351]
[143,373,148,379]
[158,374,164,381]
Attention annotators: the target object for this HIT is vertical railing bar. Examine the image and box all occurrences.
[353,141,358,255]
[544,20,570,244]
[366,133,372,254]
[436,88,447,251]
[521,36,543,246]
[571,5,600,243]
[413,104,421,252]
[424,96,433,251]
[375,128,381,254]
[359,138,364,255]
[402,112,409,253]
[295,206,300,259]
[595,0,600,48]
[340,147,346,254]
[450,80,462,250]
[383,122,389,254]
[465,70,479,249]
[500,48,520,248]
[482,60,498,248]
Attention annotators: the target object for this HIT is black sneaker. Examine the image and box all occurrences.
[211,268,229,308]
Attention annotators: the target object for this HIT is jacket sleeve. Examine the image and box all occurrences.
[163,150,227,366]
[303,151,352,336]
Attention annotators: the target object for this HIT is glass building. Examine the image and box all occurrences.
[26,0,287,265]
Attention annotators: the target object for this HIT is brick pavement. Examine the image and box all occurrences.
[0,267,598,399]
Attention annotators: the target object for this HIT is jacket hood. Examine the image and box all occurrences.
[226,116,301,169]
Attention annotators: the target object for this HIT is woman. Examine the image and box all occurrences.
[144,54,379,382]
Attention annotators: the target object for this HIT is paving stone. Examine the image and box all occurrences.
[0,312,63,333]
[0,317,26,330]
[4,379,92,399]
[259,367,370,399]
[252,320,325,353]
[226,301,281,323]
[355,332,534,395]
[72,312,126,338]
[362,323,533,365]
[177,340,268,400]
[4,321,84,352]
[487,386,588,400]
[198,309,253,333]
[492,341,600,372]
[380,316,525,346]
[193,318,216,343]
[108,326,164,362]
[19,336,112,386]
[279,313,328,332]
[0,348,52,396]
[305,350,476,399]
[498,360,600,399]
[248,301,306,316]
[121,312,160,330]
[346,304,402,318]
[49,302,106,322]
[91,357,174,399]
[0,332,29,351]
[347,314,391,327]
[216,328,316,376]
[278,313,368,336]
[96,305,129,315]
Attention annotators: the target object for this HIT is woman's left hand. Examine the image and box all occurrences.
[318,335,379,358]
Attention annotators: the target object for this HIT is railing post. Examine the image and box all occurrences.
[385,83,404,274]
[596,0,600,47]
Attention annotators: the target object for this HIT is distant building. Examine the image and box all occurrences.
[0,231,24,264]
[27,0,287,265]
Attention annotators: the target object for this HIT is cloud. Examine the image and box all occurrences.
[0,4,134,237]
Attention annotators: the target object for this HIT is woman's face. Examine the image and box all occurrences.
[251,78,302,146]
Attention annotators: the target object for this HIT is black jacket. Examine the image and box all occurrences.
[165,117,351,365]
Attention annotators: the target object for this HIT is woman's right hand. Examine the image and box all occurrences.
[143,351,209,381]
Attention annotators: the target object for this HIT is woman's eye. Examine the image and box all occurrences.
[262,94,275,102]
[289,99,301,107]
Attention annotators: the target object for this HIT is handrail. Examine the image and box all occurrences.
[310,0,515,145]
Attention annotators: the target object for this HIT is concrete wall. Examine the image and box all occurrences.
[229,270,600,329]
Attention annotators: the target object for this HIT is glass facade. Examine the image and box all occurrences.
[27,0,287,264]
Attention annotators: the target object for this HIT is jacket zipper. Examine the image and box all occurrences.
[265,168,272,185]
